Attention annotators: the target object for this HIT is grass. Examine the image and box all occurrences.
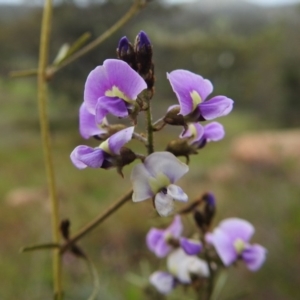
[0,78,299,299]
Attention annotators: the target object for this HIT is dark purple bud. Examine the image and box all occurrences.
[116,36,137,70]
[203,192,216,208]
[118,36,130,52]
[136,31,151,51]
[203,192,216,226]
[134,31,154,91]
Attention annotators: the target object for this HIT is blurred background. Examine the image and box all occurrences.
[1,0,300,299]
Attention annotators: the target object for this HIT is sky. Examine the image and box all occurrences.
[1,0,300,6]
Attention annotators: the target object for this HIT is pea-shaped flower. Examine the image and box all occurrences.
[79,102,109,140]
[131,152,189,216]
[84,59,147,124]
[167,70,234,121]
[180,122,225,149]
[146,215,202,257]
[149,248,209,294]
[70,126,134,170]
[205,218,267,271]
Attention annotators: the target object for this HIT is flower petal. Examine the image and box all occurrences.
[166,215,183,238]
[107,126,134,155]
[95,96,128,124]
[146,228,164,253]
[167,248,191,283]
[205,229,237,266]
[199,96,234,120]
[84,65,110,114]
[180,123,205,144]
[131,163,153,202]
[167,248,209,283]
[79,102,107,139]
[104,59,147,100]
[187,256,210,278]
[144,152,189,184]
[154,238,173,258]
[154,192,174,217]
[242,244,267,271]
[167,70,213,116]
[70,146,104,169]
[204,122,225,142]
[149,271,175,295]
[167,184,188,202]
[179,237,202,255]
[219,218,255,243]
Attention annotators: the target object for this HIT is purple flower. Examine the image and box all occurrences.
[79,102,109,140]
[179,237,202,255]
[206,218,267,271]
[131,152,189,216]
[167,70,234,121]
[84,59,147,123]
[147,215,202,257]
[70,126,134,169]
[180,122,225,149]
[149,249,209,295]
[149,271,176,295]
[146,215,183,257]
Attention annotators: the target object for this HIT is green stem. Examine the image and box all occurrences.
[37,0,62,299]
[20,243,60,253]
[10,69,38,78]
[60,189,133,254]
[10,0,146,80]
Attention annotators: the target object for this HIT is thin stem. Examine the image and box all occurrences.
[37,0,62,299]
[151,117,166,132]
[47,0,146,77]
[202,238,215,300]
[132,132,148,145]
[10,69,38,78]
[10,0,146,80]
[145,100,154,154]
[60,189,133,254]
[20,243,60,252]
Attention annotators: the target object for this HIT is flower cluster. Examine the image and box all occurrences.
[70,30,234,216]
[147,215,208,294]
[148,206,266,295]
[70,30,266,297]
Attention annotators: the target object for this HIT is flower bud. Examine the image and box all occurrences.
[116,36,137,70]
[193,210,206,229]
[116,147,137,177]
[134,31,155,91]
[165,139,197,164]
[164,106,187,128]
[203,192,216,226]
[93,124,126,141]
